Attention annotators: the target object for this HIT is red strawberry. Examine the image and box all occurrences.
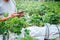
[19,13,24,17]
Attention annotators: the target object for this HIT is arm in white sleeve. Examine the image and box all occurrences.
[11,0,17,12]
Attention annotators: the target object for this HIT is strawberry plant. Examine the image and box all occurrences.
[5,17,28,35]
[29,14,44,26]
[0,1,60,40]
[49,14,60,24]
[0,21,9,40]
[0,22,7,34]
[0,15,28,40]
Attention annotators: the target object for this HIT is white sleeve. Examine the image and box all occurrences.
[0,4,5,15]
[11,0,17,12]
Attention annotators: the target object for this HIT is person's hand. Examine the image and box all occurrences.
[11,12,17,16]
[0,17,9,22]
[9,12,18,18]
[2,18,8,21]
[0,12,25,22]
[17,12,25,17]
[10,12,24,18]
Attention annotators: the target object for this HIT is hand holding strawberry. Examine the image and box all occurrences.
[10,12,24,18]
[17,11,25,17]
[0,12,25,22]
[0,17,9,22]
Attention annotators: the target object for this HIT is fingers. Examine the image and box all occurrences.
[18,13,24,17]
[12,12,17,14]
[0,18,9,22]
[0,12,25,22]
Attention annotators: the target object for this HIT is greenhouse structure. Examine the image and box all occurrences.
[0,0,60,40]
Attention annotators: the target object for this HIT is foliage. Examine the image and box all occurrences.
[0,22,8,34]
[16,1,60,25]
[0,16,29,35]
[5,17,28,35]
[29,14,45,26]
[20,36,38,40]
[0,1,60,37]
